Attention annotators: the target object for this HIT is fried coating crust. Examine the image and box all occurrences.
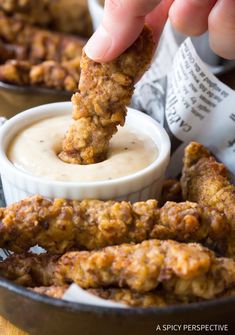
[31,286,69,299]
[30,58,80,91]
[59,26,154,164]
[181,142,235,256]
[49,0,92,38]
[160,179,183,205]
[0,40,27,63]
[0,195,229,254]
[1,240,235,298]
[30,285,235,306]
[31,286,200,307]
[88,288,201,307]
[0,11,84,63]
[0,59,30,84]
[0,0,51,26]
[0,58,80,91]
[0,0,92,37]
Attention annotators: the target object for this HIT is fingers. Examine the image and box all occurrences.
[169,0,217,36]
[85,0,235,63]
[146,0,174,42]
[209,0,235,59]
[169,0,235,60]
[85,0,161,62]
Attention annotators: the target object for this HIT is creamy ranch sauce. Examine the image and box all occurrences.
[8,115,158,182]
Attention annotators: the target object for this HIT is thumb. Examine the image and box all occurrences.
[85,0,162,62]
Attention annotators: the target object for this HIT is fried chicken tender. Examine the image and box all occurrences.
[0,58,80,91]
[0,0,51,27]
[82,288,200,307]
[59,26,154,164]
[0,11,84,63]
[49,0,92,38]
[0,59,30,84]
[31,286,69,299]
[31,285,235,307]
[30,58,80,91]
[0,0,92,37]
[1,240,235,298]
[181,142,235,256]
[0,40,27,63]
[0,195,229,254]
[31,286,200,307]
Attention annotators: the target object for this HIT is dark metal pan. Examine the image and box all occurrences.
[0,277,234,335]
[0,81,72,118]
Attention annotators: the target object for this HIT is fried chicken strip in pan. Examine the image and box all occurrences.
[0,58,80,91]
[0,59,30,85]
[31,286,235,307]
[0,0,51,27]
[30,58,81,91]
[181,142,235,256]
[0,11,84,63]
[1,240,235,298]
[0,0,92,37]
[0,195,229,254]
[48,0,93,38]
[59,26,154,164]
[31,286,200,307]
[31,286,69,300]
[0,40,27,63]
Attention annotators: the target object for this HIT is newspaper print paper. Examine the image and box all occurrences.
[133,23,235,180]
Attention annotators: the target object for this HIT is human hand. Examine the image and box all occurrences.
[169,0,235,60]
[85,0,235,62]
[85,0,173,61]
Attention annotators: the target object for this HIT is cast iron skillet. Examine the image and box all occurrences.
[0,277,235,335]
[0,81,72,118]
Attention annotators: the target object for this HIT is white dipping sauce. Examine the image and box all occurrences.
[8,115,158,182]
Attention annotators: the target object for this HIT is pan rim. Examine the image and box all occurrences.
[0,81,72,96]
[0,277,235,316]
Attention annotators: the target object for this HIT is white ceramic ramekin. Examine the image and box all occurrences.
[0,102,170,205]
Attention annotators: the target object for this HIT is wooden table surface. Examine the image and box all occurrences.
[0,316,27,335]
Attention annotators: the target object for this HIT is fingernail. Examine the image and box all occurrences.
[84,25,112,62]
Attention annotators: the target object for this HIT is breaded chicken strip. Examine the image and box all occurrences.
[0,0,92,37]
[30,58,80,91]
[59,26,154,164]
[0,59,30,85]
[0,11,84,63]
[0,0,51,26]
[0,195,229,254]
[181,142,235,256]
[0,58,80,91]
[49,0,92,38]
[31,286,200,307]
[88,288,234,307]
[1,240,235,298]
[31,286,69,299]
[0,40,27,63]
